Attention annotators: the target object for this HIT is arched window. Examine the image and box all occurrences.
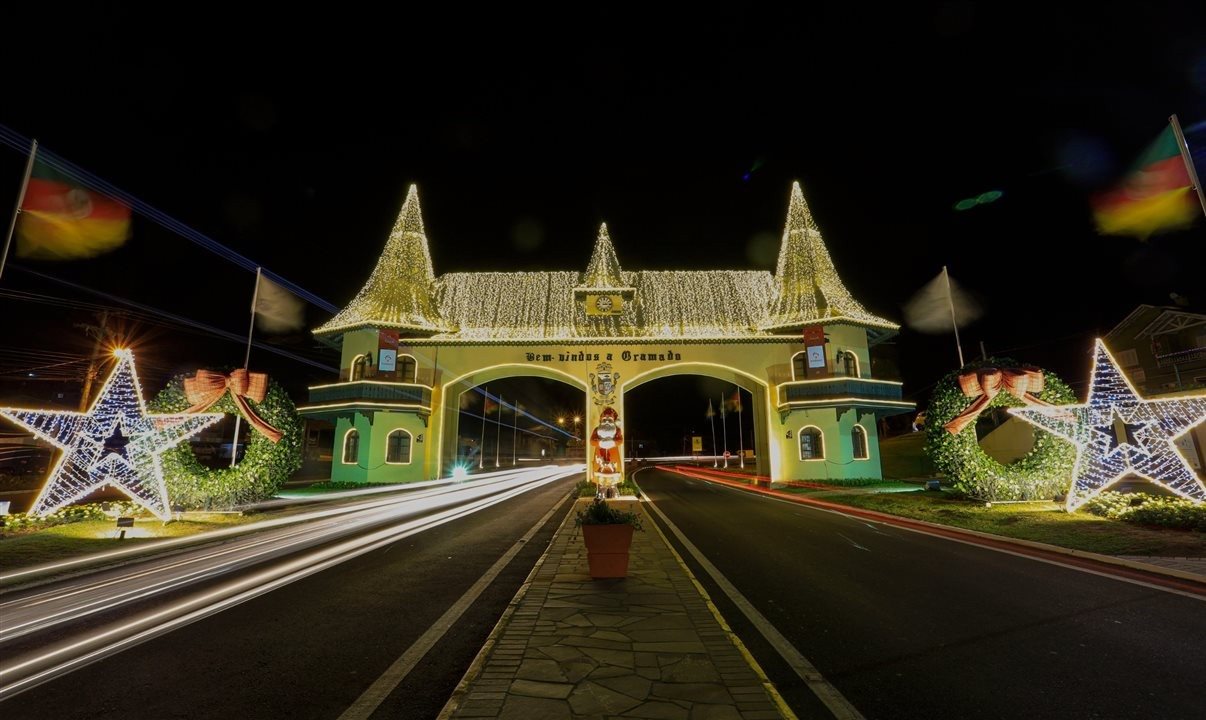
[398,355,417,383]
[841,351,859,378]
[386,429,412,464]
[351,354,369,381]
[792,352,808,380]
[342,428,360,464]
[851,425,869,459]
[799,426,824,460]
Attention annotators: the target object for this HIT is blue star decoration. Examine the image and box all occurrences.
[0,350,222,520]
[1010,339,1206,511]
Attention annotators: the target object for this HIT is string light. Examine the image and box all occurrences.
[316,185,452,336]
[0,350,223,520]
[315,182,899,343]
[761,182,896,332]
[1010,339,1206,511]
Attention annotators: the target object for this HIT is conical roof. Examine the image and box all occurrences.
[314,185,452,336]
[578,223,629,289]
[760,182,896,332]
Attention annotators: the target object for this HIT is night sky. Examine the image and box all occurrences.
[2,5,1204,452]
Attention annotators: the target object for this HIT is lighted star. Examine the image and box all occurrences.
[1010,339,1206,511]
[0,350,222,520]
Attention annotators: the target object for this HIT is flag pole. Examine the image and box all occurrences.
[229,268,262,468]
[720,393,729,468]
[708,399,718,468]
[943,265,965,368]
[495,394,502,468]
[1169,114,1206,219]
[479,386,488,469]
[0,138,38,282]
[511,400,518,466]
[736,389,745,469]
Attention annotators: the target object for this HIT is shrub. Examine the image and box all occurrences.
[1079,491,1206,531]
[575,498,643,530]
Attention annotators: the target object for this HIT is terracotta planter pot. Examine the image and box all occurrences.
[581,523,635,578]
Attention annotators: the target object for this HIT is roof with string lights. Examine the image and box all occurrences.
[314,183,898,344]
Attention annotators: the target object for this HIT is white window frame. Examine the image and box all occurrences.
[851,425,869,460]
[798,425,825,461]
[342,428,360,465]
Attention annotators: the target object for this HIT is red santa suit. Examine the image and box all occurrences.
[590,408,623,474]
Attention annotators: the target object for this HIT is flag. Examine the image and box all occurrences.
[1092,124,1199,239]
[705,399,715,419]
[16,161,130,260]
[719,393,726,418]
[483,395,499,414]
[902,269,982,334]
[254,272,306,333]
[728,389,742,413]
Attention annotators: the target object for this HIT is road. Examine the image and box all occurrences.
[634,467,1206,720]
[1,467,579,719]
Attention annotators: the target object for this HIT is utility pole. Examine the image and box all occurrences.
[76,311,112,411]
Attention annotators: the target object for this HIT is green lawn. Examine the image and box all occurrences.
[817,489,1206,557]
[0,513,257,573]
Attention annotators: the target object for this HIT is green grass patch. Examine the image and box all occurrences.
[0,513,257,572]
[816,489,1206,556]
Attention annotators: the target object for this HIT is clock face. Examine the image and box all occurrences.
[595,295,614,313]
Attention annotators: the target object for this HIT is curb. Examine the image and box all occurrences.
[435,496,578,719]
[668,467,1206,592]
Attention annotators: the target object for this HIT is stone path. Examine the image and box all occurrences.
[440,499,788,720]
[1115,555,1206,576]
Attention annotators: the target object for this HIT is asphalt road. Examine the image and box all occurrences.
[0,473,578,719]
[634,467,1206,720]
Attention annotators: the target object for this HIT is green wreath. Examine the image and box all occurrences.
[149,372,303,509]
[924,358,1077,501]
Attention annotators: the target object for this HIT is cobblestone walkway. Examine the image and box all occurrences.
[440,499,787,720]
[1115,555,1206,576]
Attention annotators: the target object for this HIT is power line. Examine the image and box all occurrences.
[0,123,337,313]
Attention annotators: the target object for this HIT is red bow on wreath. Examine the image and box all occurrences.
[942,366,1054,435]
[184,369,283,443]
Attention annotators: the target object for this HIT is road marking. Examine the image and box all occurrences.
[836,533,870,552]
[634,470,864,720]
[337,490,570,720]
[683,470,1206,601]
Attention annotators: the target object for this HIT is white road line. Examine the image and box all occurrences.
[836,533,870,552]
[636,476,865,720]
[337,491,570,720]
[691,472,1206,602]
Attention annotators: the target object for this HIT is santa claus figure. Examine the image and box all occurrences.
[590,406,623,478]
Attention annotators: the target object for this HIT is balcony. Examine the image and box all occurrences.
[777,378,913,416]
[300,381,432,420]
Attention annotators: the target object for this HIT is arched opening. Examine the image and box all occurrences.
[799,425,824,460]
[792,351,807,380]
[386,428,413,464]
[342,428,360,464]
[350,354,370,381]
[851,425,868,459]
[621,375,757,466]
[447,375,585,473]
[398,354,417,383]
[838,350,859,378]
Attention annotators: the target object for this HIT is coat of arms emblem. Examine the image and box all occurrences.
[589,362,619,405]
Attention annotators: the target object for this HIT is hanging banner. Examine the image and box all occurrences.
[378,330,399,373]
[802,326,827,378]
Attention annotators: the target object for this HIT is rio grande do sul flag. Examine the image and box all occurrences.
[17,161,130,260]
[1091,124,1199,239]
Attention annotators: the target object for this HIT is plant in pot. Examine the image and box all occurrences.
[576,497,644,578]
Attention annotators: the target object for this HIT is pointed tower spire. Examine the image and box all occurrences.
[315,184,452,336]
[761,181,893,332]
[581,223,626,289]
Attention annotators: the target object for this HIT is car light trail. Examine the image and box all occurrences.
[0,465,582,699]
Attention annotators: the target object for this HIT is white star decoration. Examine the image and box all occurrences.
[0,350,222,520]
[1010,339,1206,511]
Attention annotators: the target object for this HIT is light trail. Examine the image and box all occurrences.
[0,465,582,699]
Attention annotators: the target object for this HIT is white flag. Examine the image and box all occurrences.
[902,270,982,333]
[254,273,306,333]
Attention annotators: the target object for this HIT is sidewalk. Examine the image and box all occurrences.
[440,498,789,720]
